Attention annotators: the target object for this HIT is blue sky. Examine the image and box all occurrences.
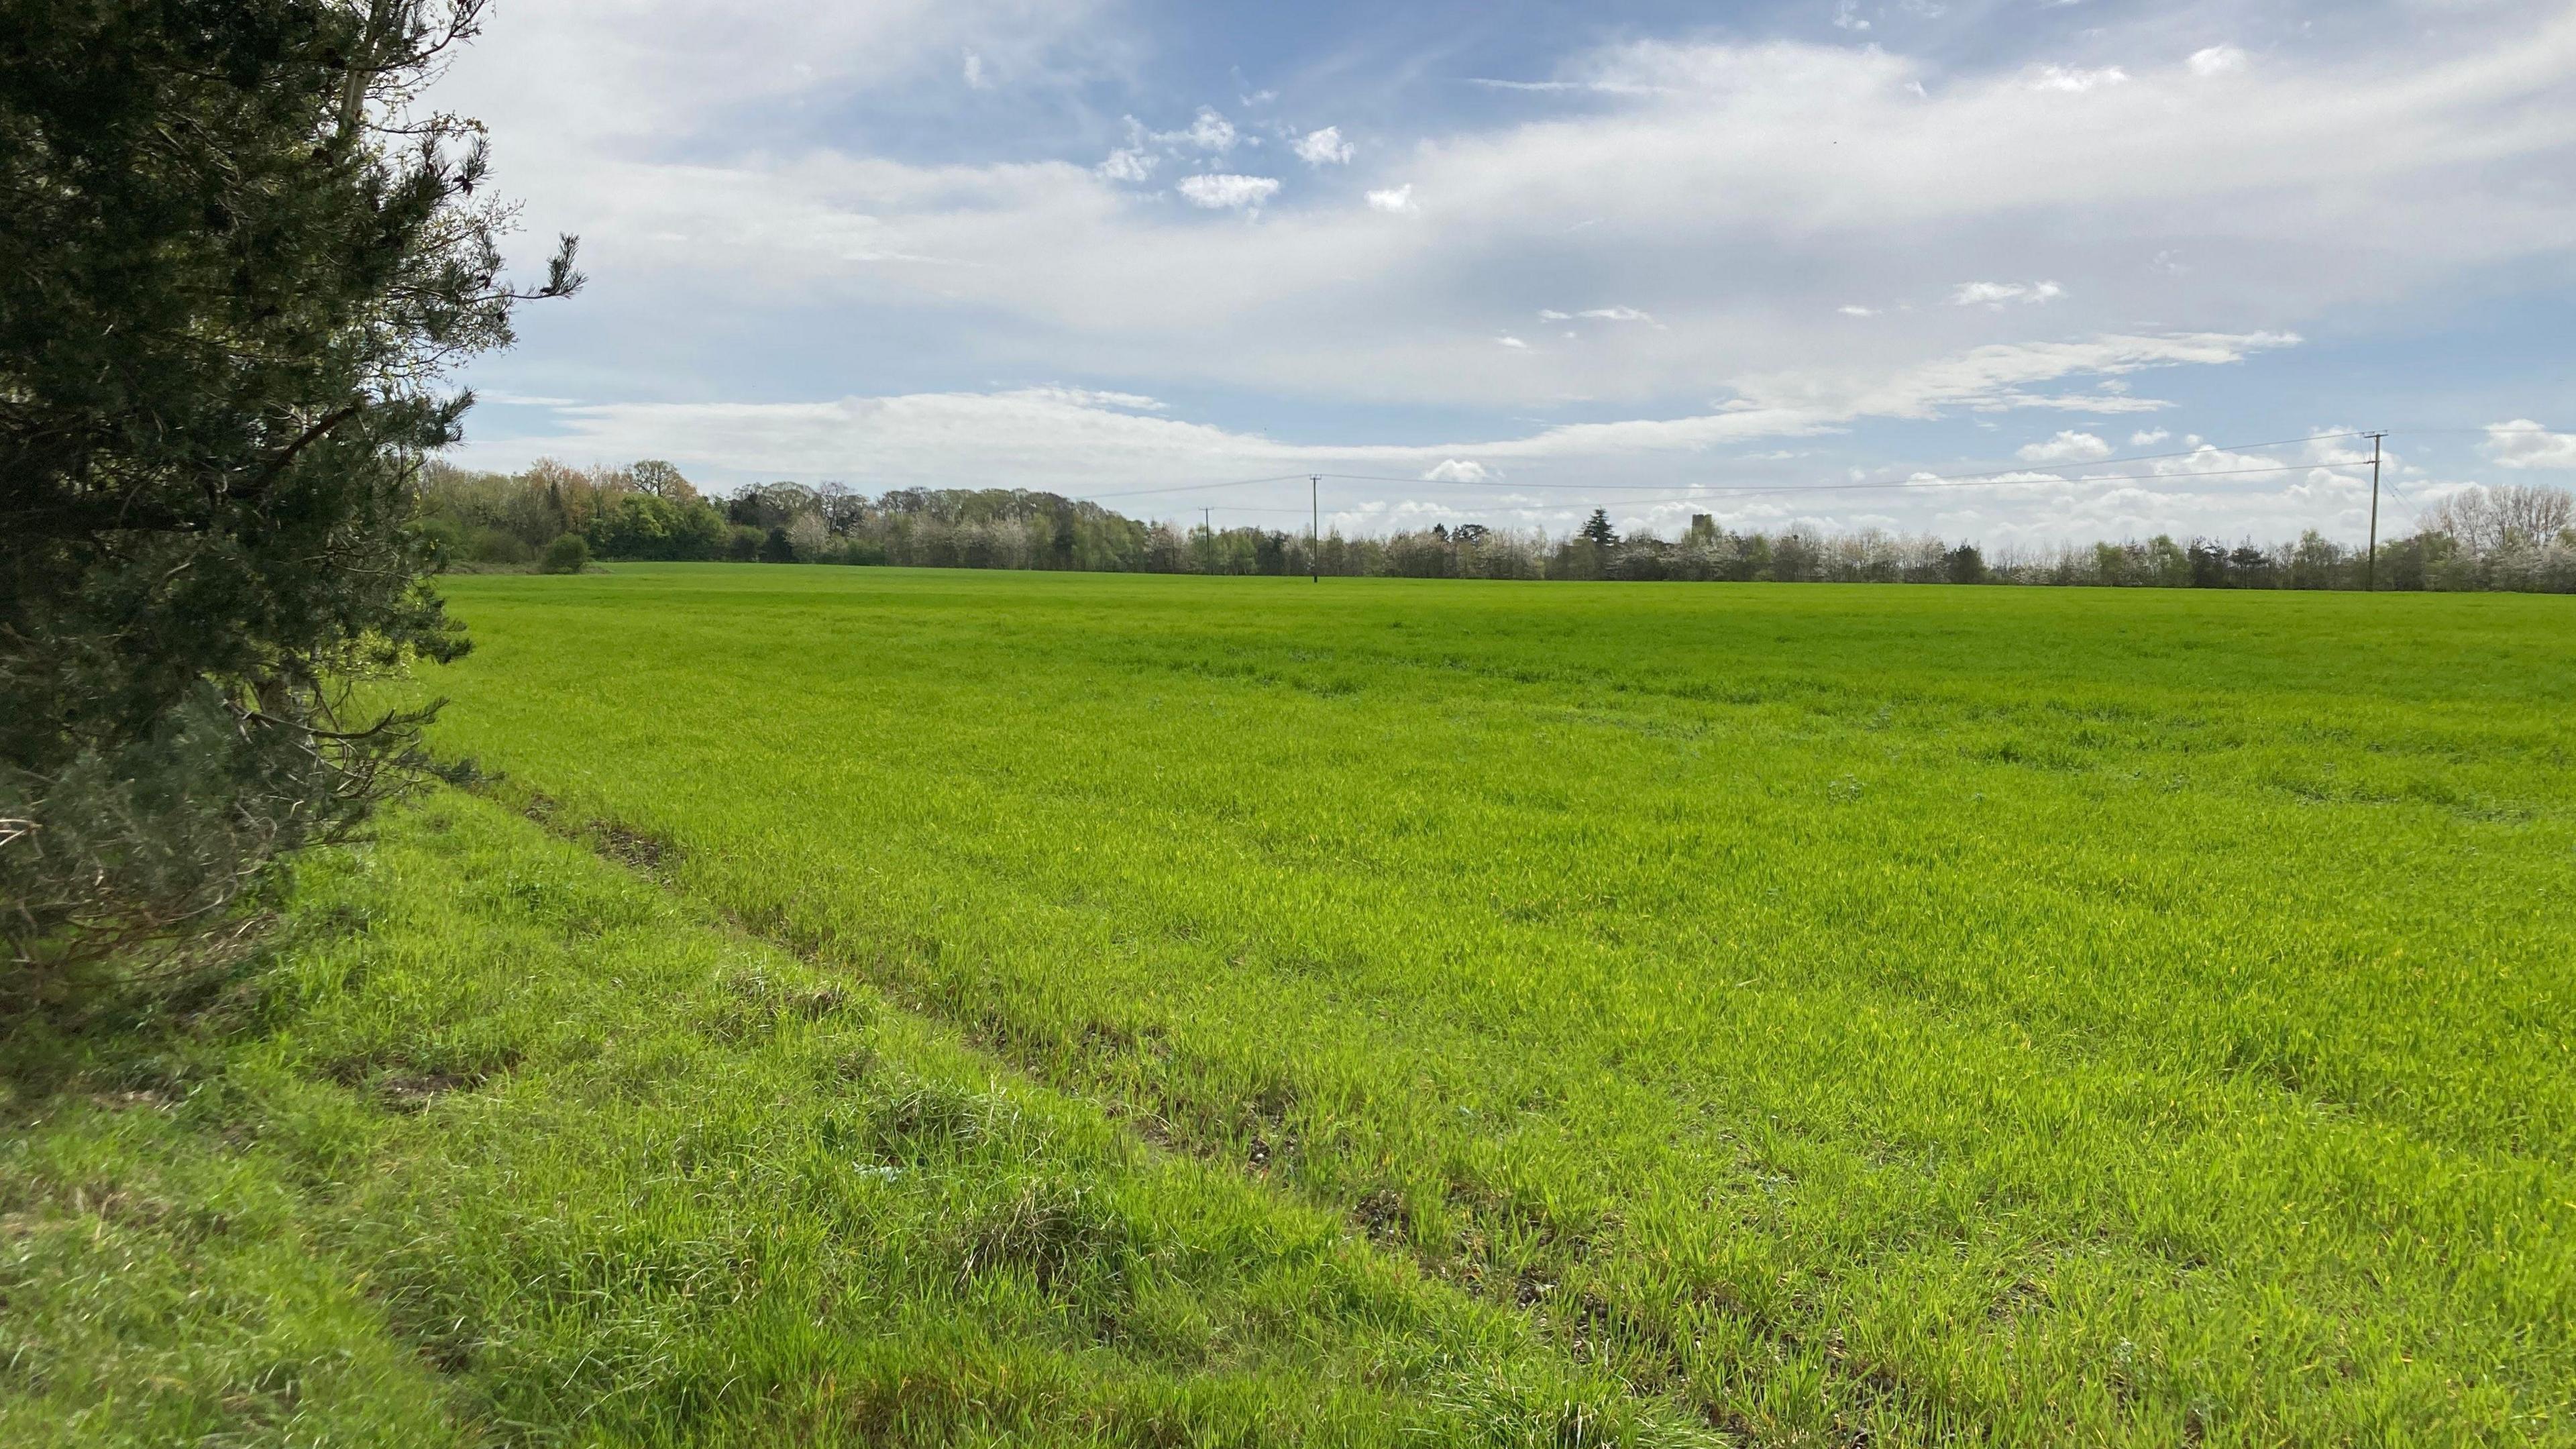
[438,0,2576,546]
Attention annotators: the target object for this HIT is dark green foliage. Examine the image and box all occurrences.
[758,527,796,564]
[0,685,351,994]
[538,534,590,574]
[590,493,720,559]
[727,481,820,532]
[1944,543,1986,584]
[2188,540,2229,588]
[1578,508,1620,549]
[0,0,575,989]
[418,459,730,564]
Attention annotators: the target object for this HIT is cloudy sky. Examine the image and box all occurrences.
[437,0,2576,546]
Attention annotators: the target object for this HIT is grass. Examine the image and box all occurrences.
[3,793,1698,1445]
[11,564,2573,1444]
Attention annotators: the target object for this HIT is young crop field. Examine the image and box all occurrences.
[13,564,2573,1446]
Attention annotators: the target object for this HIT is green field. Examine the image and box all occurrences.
[10,565,2573,1446]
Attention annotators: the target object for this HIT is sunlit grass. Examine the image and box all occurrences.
[11,564,2569,1445]
[411,565,2575,1444]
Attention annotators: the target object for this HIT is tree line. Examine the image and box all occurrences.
[427,459,2576,594]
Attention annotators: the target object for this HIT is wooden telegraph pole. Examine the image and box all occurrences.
[1310,475,1320,582]
[2366,432,2385,591]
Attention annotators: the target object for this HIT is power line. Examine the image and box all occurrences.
[1061,423,2543,524]
[1322,461,2337,504]
[1599,466,2367,518]
[1313,429,2385,494]
[1791,428,2381,486]
[1125,468,2347,536]
[1063,430,2392,510]
[2380,424,2565,435]
[1179,503,1310,515]
[1239,455,2456,527]
[1075,472,1314,501]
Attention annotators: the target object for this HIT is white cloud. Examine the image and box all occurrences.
[1096,148,1157,182]
[1015,385,1167,411]
[2301,431,2385,468]
[2483,419,2576,468]
[1173,107,1238,152]
[1833,0,1870,32]
[1293,126,1354,166]
[1464,76,1666,97]
[2030,65,2129,93]
[2130,428,2171,446]
[1175,173,1279,209]
[1497,335,1531,349]
[431,2,2576,524]
[463,331,2292,495]
[2018,429,2113,463]
[961,48,991,89]
[1540,305,1658,325]
[1953,280,2065,307]
[1423,459,1496,482]
[463,355,2392,546]
[1839,305,1878,317]
[2189,46,2249,78]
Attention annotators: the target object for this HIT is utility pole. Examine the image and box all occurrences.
[1309,475,1320,583]
[2366,432,2385,592]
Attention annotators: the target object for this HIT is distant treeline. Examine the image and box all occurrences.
[419,460,2576,592]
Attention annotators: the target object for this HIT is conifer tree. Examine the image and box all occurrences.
[1,0,577,990]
